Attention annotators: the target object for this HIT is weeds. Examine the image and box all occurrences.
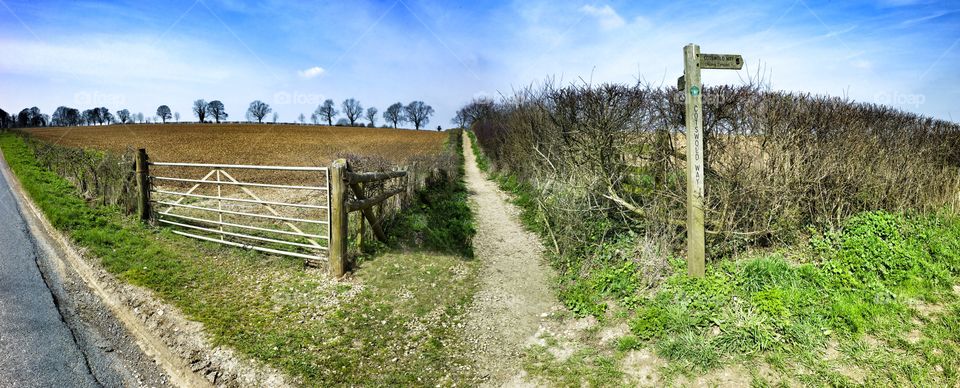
[638,211,958,383]
[379,129,475,258]
[520,210,960,385]
[465,129,489,172]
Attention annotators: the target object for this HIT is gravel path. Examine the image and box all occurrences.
[462,134,561,386]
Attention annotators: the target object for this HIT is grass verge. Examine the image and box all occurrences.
[521,210,960,386]
[386,129,474,258]
[465,129,489,172]
[0,132,480,386]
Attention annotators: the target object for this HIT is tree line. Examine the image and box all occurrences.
[1,98,438,130]
[308,99,435,130]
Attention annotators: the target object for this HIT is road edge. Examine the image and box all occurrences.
[0,142,294,387]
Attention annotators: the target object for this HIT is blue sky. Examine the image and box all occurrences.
[1,0,958,126]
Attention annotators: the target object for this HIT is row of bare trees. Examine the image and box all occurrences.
[2,98,437,130]
[310,99,435,129]
[1,106,152,127]
[0,105,181,128]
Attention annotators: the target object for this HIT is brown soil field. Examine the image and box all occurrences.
[27,123,448,166]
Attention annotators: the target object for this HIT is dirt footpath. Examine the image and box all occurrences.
[462,134,561,386]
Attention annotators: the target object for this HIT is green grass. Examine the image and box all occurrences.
[0,132,480,386]
[524,345,625,387]
[465,129,489,172]
[522,210,960,385]
[387,130,474,258]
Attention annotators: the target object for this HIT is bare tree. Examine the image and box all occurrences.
[316,99,338,126]
[365,107,378,126]
[451,108,467,128]
[404,101,434,130]
[460,97,496,126]
[25,107,47,126]
[192,99,208,123]
[298,113,306,124]
[207,100,228,123]
[174,112,180,122]
[97,107,110,125]
[384,102,404,128]
[117,109,131,124]
[51,106,76,126]
[272,112,279,123]
[246,100,271,123]
[310,113,319,125]
[81,109,97,125]
[157,105,172,123]
[342,98,363,126]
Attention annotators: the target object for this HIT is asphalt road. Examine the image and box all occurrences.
[0,154,174,387]
[0,166,101,386]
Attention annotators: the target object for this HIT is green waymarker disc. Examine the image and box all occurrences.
[690,86,700,96]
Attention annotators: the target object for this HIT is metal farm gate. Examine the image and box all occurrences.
[134,149,408,277]
[145,158,331,263]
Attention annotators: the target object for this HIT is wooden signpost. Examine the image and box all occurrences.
[680,44,742,278]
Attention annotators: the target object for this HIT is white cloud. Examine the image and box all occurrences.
[851,59,873,70]
[297,66,326,79]
[0,36,241,84]
[632,15,653,30]
[579,5,625,30]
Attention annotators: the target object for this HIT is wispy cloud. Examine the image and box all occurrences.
[898,10,956,27]
[0,35,247,84]
[297,66,326,79]
[579,4,625,30]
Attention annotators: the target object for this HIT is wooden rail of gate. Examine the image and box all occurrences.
[326,159,407,276]
[136,151,406,278]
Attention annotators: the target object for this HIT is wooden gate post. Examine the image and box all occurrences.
[329,159,349,277]
[136,148,151,222]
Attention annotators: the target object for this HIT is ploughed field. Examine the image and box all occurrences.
[28,123,448,187]
[27,123,448,166]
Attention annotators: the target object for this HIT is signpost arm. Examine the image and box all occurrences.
[683,43,706,278]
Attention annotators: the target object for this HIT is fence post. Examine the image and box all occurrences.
[329,159,349,277]
[136,148,151,222]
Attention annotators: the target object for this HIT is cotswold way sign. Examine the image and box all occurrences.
[699,54,744,70]
[679,44,743,278]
